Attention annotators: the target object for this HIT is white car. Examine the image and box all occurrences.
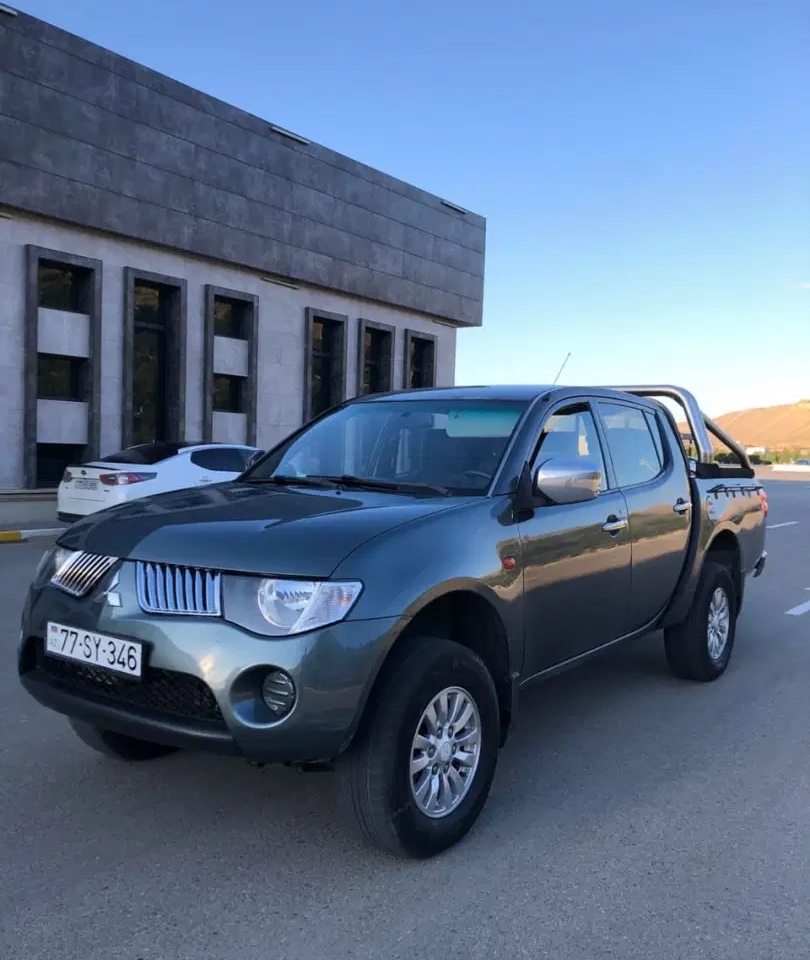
[57,442,263,523]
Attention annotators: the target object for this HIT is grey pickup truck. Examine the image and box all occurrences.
[19,384,768,858]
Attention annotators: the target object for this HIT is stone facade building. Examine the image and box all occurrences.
[0,5,485,489]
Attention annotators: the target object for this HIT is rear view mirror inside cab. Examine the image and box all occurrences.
[445,408,523,438]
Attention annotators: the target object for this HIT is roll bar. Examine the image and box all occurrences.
[607,384,753,471]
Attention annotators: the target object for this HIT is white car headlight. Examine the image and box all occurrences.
[223,577,363,637]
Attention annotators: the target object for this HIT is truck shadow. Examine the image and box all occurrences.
[4,641,684,856]
[3,631,712,861]
[2,613,781,960]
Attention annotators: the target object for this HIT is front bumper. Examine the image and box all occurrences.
[18,562,400,764]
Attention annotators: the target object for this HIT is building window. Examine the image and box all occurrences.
[213,297,246,339]
[37,354,85,401]
[305,310,347,421]
[204,286,258,445]
[405,331,437,389]
[133,283,169,445]
[213,374,245,413]
[357,320,394,396]
[35,443,84,489]
[125,272,186,449]
[37,261,86,313]
[25,246,103,491]
[134,283,171,327]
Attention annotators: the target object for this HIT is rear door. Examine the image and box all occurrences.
[594,400,692,631]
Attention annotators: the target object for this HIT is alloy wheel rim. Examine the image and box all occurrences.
[409,686,482,819]
[707,586,731,661]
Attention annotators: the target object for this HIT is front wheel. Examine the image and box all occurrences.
[68,718,179,761]
[664,561,738,682]
[338,635,501,859]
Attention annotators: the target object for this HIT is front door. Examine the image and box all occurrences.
[519,401,633,679]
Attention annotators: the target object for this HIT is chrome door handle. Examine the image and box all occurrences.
[673,499,691,514]
[602,516,628,533]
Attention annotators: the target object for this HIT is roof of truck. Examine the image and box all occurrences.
[358,385,557,403]
[356,384,663,404]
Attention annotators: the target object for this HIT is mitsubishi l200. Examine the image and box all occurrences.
[19,385,768,858]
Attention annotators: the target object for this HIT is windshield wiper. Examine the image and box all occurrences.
[243,474,338,489]
[319,475,451,496]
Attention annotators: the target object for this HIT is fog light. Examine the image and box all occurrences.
[261,669,296,718]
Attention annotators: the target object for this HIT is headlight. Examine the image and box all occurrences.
[34,547,55,581]
[53,547,76,575]
[46,547,78,583]
[35,546,75,583]
[223,576,363,637]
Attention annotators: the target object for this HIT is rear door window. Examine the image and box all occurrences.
[190,447,248,473]
[644,410,666,467]
[597,402,665,488]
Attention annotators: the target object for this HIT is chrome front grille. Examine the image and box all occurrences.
[136,561,221,616]
[50,552,118,598]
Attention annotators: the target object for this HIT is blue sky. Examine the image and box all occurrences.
[18,0,810,416]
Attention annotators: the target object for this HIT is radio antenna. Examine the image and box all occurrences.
[552,351,572,385]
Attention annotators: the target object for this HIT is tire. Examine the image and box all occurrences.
[338,635,501,859]
[664,560,737,682]
[68,718,179,761]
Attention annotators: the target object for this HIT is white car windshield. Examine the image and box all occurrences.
[246,399,530,495]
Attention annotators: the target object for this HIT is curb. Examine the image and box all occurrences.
[0,527,64,544]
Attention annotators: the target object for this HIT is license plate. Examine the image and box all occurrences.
[46,622,143,678]
[74,478,98,490]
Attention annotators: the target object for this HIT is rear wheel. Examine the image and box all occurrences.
[68,718,178,761]
[664,560,737,682]
[338,635,501,859]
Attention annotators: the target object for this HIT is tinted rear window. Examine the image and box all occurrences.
[190,447,250,473]
[97,442,192,465]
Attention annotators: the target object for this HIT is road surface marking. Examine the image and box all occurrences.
[768,521,799,529]
[785,599,810,617]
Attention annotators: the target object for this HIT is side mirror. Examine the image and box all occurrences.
[533,457,601,505]
[245,450,264,470]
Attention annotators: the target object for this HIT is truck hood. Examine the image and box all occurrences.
[57,482,458,577]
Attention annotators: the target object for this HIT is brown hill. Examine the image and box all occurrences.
[713,400,810,451]
[680,400,810,452]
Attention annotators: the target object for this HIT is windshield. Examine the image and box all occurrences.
[246,399,530,495]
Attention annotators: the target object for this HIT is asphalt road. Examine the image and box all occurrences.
[1,473,808,960]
